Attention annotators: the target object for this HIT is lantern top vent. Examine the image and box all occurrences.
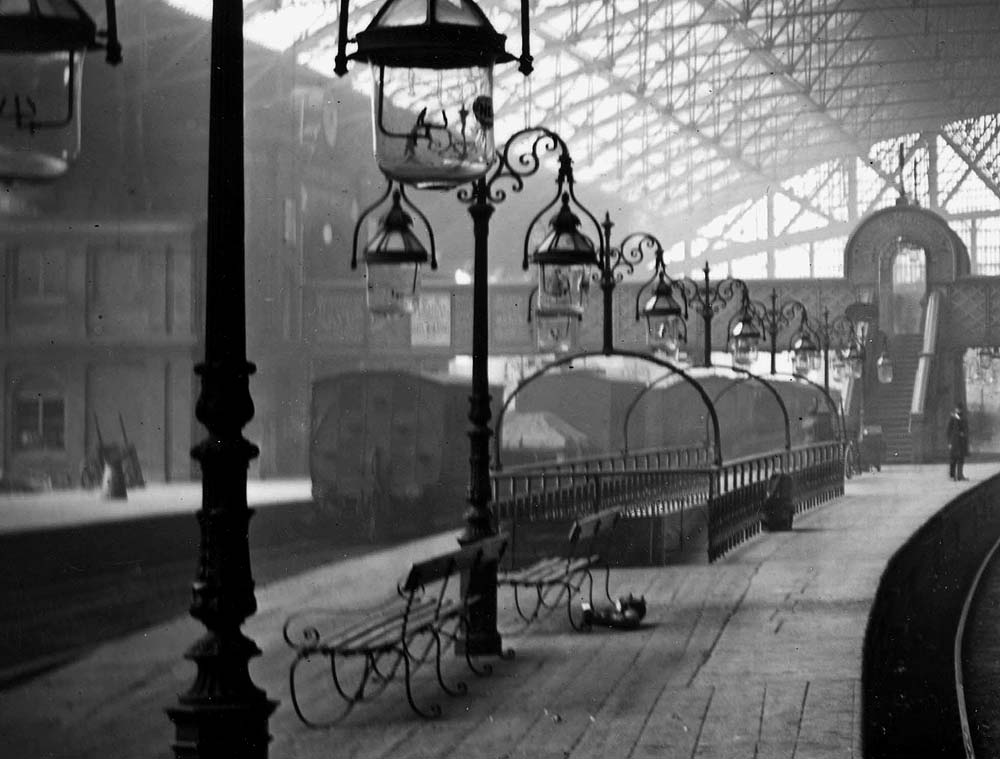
[353,0,515,69]
[0,0,99,53]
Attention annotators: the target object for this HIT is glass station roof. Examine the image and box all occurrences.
[162,0,1000,276]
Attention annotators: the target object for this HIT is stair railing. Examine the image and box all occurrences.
[911,290,940,418]
[906,290,941,461]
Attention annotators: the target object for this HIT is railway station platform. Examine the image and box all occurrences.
[0,478,312,535]
[0,464,996,759]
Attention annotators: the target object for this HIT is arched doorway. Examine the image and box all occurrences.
[844,203,969,462]
[878,236,927,336]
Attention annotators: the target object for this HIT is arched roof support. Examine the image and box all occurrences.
[493,349,722,470]
[619,364,791,455]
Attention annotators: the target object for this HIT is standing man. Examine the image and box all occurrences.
[946,403,969,481]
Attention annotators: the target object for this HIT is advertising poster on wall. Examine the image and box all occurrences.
[410,292,452,348]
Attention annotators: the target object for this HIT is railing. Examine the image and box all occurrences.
[788,441,845,512]
[493,467,713,524]
[706,449,784,561]
[491,440,845,564]
[495,444,713,478]
[911,288,941,417]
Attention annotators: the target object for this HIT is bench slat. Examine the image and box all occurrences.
[403,534,508,591]
[498,557,564,584]
[319,598,438,650]
[499,556,599,587]
[337,599,464,653]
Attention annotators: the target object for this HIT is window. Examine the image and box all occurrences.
[14,394,65,451]
[15,247,67,301]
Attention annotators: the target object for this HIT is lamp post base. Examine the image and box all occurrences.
[167,630,278,759]
[168,698,278,759]
[457,550,502,657]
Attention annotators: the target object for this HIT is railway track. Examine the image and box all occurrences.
[0,518,381,690]
[957,533,1000,758]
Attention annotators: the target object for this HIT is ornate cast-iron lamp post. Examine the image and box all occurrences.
[678,262,748,367]
[541,217,687,357]
[355,128,598,654]
[339,0,535,658]
[731,287,810,375]
[169,0,533,753]
[464,130,598,652]
[792,308,862,392]
[167,1,277,757]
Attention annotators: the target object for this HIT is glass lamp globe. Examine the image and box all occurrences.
[979,348,996,372]
[730,317,760,367]
[642,278,686,355]
[0,0,100,180]
[792,334,820,376]
[534,309,576,354]
[850,357,864,379]
[531,193,598,319]
[353,0,514,188]
[363,190,429,317]
[876,353,894,384]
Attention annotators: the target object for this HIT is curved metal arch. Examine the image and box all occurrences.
[620,370,673,454]
[618,365,790,455]
[777,372,846,442]
[721,366,792,452]
[493,349,723,470]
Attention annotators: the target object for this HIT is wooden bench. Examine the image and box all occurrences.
[497,508,621,631]
[283,533,508,726]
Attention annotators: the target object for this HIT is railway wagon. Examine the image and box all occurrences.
[310,370,501,540]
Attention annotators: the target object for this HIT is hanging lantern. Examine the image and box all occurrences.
[362,190,431,317]
[849,353,864,379]
[347,0,516,188]
[791,332,820,376]
[978,348,998,372]
[530,193,599,320]
[729,315,760,367]
[533,308,577,354]
[876,352,894,384]
[640,277,687,357]
[0,0,121,181]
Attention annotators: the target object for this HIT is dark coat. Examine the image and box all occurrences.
[947,411,969,456]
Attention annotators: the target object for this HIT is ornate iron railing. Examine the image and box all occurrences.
[491,440,844,564]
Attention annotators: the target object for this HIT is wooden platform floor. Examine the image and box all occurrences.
[0,464,991,759]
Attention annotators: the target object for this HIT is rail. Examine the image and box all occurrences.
[491,440,844,564]
[862,470,1000,758]
[495,444,713,477]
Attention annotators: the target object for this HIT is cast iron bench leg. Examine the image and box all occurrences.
[402,637,442,719]
[433,626,469,697]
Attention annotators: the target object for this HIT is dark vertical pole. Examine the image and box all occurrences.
[601,213,614,355]
[769,289,778,375]
[167,2,276,756]
[823,310,830,392]
[459,178,501,656]
[823,344,830,392]
[702,262,712,367]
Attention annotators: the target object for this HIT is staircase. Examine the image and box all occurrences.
[865,335,922,463]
